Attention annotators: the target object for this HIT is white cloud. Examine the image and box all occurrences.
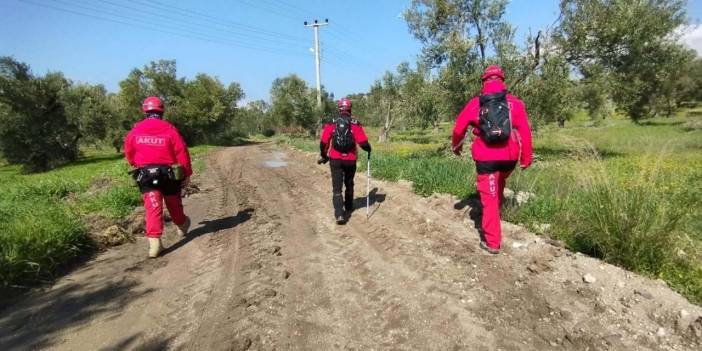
[679,24,702,55]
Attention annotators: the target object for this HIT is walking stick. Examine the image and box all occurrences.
[366,152,371,219]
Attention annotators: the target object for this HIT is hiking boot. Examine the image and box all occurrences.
[336,215,346,225]
[148,237,163,258]
[479,241,500,255]
[176,216,191,237]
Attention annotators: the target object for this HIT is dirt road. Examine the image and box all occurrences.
[1,143,700,350]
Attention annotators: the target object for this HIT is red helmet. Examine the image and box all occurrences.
[481,65,505,81]
[142,96,164,114]
[338,97,352,113]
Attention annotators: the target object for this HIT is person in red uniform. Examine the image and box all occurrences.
[452,65,533,254]
[320,97,372,224]
[124,96,192,258]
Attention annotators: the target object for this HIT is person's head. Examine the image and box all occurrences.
[142,96,164,119]
[481,65,505,83]
[338,97,352,116]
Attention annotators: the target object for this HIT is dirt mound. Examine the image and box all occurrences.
[83,180,203,250]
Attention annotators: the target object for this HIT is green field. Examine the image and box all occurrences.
[278,112,702,304]
[0,145,211,293]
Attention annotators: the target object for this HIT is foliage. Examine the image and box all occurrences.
[114,60,245,145]
[404,0,516,116]
[516,54,578,128]
[555,0,688,121]
[238,100,271,136]
[175,74,245,144]
[0,57,80,172]
[0,57,248,171]
[270,74,317,133]
[404,0,511,65]
[62,83,116,145]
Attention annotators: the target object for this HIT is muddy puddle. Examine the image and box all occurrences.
[261,151,288,168]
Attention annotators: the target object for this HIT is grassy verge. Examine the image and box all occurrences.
[0,145,212,293]
[277,115,702,304]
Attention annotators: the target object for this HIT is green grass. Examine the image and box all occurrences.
[0,145,212,292]
[510,117,702,304]
[279,114,702,304]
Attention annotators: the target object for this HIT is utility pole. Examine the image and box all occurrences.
[304,19,328,109]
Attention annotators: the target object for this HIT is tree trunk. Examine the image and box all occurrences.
[379,128,388,143]
[378,102,393,142]
[665,99,674,118]
[473,14,486,63]
[558,119,565,128]
[432,119,440,134]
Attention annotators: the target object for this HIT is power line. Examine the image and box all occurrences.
[265,0,389,70]
[80,0,303,49]
[238,0,303,25]
[19,0,308,56]
[266,0,310,19]
[128,0,306,42]
[234,0,389,74]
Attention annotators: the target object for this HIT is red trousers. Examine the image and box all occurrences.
[476,170,512,249]
[143,190,187,238]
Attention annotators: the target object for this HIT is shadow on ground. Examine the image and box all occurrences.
[638,120,685,127]
[160,208,255,256]
[533,145,623,160]
[353,187,386,210]
[454,193,483,240]
[98,333,174,351]
[0,278,154,351]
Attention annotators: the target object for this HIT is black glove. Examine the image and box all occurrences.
[317,156,329,164]
[367,150,371,160]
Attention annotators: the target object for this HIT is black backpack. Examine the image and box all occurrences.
[332,116,355,153]
[478,92,511,144]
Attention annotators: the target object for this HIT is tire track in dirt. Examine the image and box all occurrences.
[238,143,701,351]
[229,144,492,350]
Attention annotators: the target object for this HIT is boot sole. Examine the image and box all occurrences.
[479,241,500,255]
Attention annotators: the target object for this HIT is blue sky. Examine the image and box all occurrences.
[1,0,700,103]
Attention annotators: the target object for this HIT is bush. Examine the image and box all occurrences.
[262,128,276,137]
[556,171,689,273]
[520,142,702,302]
[0,57,81,172]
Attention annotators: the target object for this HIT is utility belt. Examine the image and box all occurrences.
[475,160,517,175]
[129,164,185,194]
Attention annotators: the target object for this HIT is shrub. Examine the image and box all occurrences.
[0,57,81,172]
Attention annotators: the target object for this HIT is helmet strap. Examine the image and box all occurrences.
[145,112,163,119]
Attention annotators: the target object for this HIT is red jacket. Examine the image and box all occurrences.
[451,80,533,168]
[320,117,369,161]
[124,118,193,177]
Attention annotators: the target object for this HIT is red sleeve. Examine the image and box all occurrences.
[124,130,136,167]
[352,123,368,144]
[452,98,479,151]
[320,123,333,153]
[170,127,193,177]
[512,99,533,168]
